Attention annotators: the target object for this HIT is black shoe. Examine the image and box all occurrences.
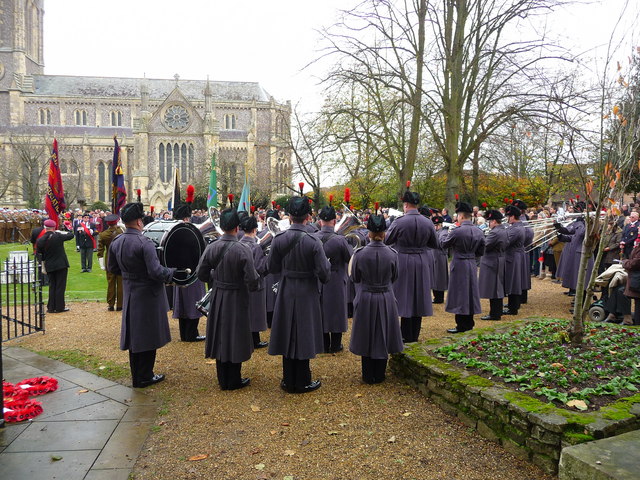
[604,317,622,324]
[58,307,70,313]
[480,315,501,321]
[195,335,206,342]
[331,344,344,353]
[446,327,470,334]
[135,373,165,388]
[503,308,518,315]
[107,306,115,311]
[228,378,251,391]
[254,341,268,348]
[280,380,295,393]
[432,299,444,304]
[567,292,576,297]
[296,380,321,393]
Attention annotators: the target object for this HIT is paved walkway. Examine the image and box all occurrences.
[0,346,159,480]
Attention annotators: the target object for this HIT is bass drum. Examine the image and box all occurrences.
[142,220,206,286]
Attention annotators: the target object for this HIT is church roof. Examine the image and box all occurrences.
[32,75,274,102]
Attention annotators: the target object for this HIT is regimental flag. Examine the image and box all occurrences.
[206,152,218,208]
[112,137,127,213]
[237,163,250,213]
[45,138,66,226]
[170,168,181,211]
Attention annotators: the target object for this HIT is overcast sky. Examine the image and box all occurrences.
[43,0,638,111]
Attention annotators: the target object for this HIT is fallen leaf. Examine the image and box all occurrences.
[402,412,412,417]
[327,431,339,436]
[551,363,564,368]
[255,463,265,471]
[284,449,296,456]
[388,436,396,443]
[250,405,261,412]
[251,448,262,455]
[51,455,63,461]
[270,430,277,435]
[566,400,588,411]
[205,360,216,365]
[281,423,290,427]
[354,393,363,398]
[300,439,310,446]
[188,454,209,461]
[284,476,294,480]
[338,423,347,427]
[77,389,89,394]
[609,350,617,355]
[299,418,306,421]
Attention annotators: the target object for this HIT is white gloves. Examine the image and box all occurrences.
[99,257,105,270]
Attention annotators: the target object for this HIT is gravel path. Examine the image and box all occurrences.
[11,276,572,479]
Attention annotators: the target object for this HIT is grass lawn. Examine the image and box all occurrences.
[0,240,108,303]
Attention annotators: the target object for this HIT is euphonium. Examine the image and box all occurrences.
[257,217,290,252]
[335,203,363,236]
[196,206,224,241]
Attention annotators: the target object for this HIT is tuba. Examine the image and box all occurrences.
[335,203,365,249]
[197,206,224,242]
[257,217,290,252]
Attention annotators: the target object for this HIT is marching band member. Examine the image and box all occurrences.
[314,204,352,353]
[77,212,97,272]
[196,206,260,390]
[513,199,533,304]
[349,207,403,384]
[240,214,269,348]
[384,182,438,342]
[262,208,281,328]
[267,193,331,394]
[97,213,124,312]
[441,202,485,333]
[479,210,508,321]
[503,205,528,315]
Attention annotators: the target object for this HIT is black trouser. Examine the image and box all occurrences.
[178,318,200,341]
[507,294,521,313]
[80,246,93,271]
[634,299,640,326]
[216,361,243,390]
[347,302,354,318]
[455,314,474,331]
[165,285,174,310]
[489,298,503,318]
[266,311,273,329]
[432,290,445,303]
[282,357,311,391]
[361,357,388,384]
[400,316,422,342]
[252,331,264,346]
[323,332,343,353]
[520,289,528,304]
[47,268,68,312]
[129,349,156,387]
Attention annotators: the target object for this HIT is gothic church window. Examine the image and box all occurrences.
[38,108,51,125]
[74,109,87,126]
[157,142,195,183]
[110,111,122,127]
[224,114,237,130]
[98,163,105,202]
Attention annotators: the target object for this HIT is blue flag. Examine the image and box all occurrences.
[237,168,250,212]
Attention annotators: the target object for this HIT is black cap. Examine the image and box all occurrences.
[455,202,473,214]
[485,209,503,221]
[288,196,311,217]
[513,199,527,211]
[418,205,432,218]
[220,208,240,231]
[82,211,90,217]
[431,216,444,225]
[367,214,387,233]
[120,203,145,223]
[142,215,155,226]
[505,205,521,218]
[173,203,192,220]
[574,201,586,213]
[318,205,336,221]
[402,190,420,205]
[266,209,279,219]
[240,215,258,232]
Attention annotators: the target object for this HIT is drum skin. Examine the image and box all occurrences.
[143,220,206,286]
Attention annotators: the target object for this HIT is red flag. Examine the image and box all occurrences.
[45,139,66,226]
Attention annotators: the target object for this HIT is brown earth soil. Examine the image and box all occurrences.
[9,275,573,480]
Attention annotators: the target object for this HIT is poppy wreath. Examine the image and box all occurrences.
[3,381,29,403]
[15,376,59,396]
[3,398,43,423]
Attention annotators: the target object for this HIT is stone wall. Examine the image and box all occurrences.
[390,341,640,475]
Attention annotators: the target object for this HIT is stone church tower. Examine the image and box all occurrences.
[0,0,292,211]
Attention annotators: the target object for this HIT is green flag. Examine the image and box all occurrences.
[207,152,218,208]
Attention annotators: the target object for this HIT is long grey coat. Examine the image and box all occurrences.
[267,224,331,359]
[196,234,260,363]
[107,228,175,353]
[522,215,534,290]
[384,209,438,317]
[314,226,352,333]
[557,218,593,290]
[349,240,404,359]
[440,221,485,315]
[240,235,268,332]
[479,224,508,299]
[172,280,206,320]
[504,221,529,295]
[432,228,449,291]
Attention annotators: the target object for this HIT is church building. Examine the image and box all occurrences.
[0,0,292,210]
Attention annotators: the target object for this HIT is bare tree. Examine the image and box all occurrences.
[8,133,54,208]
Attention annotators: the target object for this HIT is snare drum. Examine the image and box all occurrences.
[142,220,206,286]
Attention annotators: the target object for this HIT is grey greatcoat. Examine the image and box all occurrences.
[314,226,353,333]
[107,228,175,354]
[196,234,260,363]
[440,221,485,315]
[349,240,404,359]
[504,221,529,295]
[522,215,534,290]
[267,224,331,359]
[384,209,438,317]
[479,224,509,299]
[172,280,206,320]
[432,229,449,291]
[240,235,268,332]
[557,218,593,290]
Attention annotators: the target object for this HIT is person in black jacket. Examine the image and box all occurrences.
[36,219,75,313]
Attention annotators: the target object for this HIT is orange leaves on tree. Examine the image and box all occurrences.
[613,105,620,115]
[604,162,612,178]
[585,179,594,196]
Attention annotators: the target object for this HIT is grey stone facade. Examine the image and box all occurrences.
[0,0,291,210]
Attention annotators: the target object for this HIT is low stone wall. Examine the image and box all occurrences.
[390,339,640,475]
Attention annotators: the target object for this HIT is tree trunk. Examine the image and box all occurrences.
[471,146,480,205]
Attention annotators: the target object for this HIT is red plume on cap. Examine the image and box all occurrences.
[455,193,459,200]
[576,194,580,199]
[250,205,256,213]
[482,202,487,208]
[298,182,305,195]
[136,189,141,202]
[344,188,351,203]
[150,206,155,213]
[228,194,234,206]
[271,200,276,208]
[308,198,313,204]
[504,197,509,203]
[511,192,516,197]
[186,185,195,204]
[276,204,281,210]
[406,180,411,188]
[374,201,379,213]
[329,194,334,205]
